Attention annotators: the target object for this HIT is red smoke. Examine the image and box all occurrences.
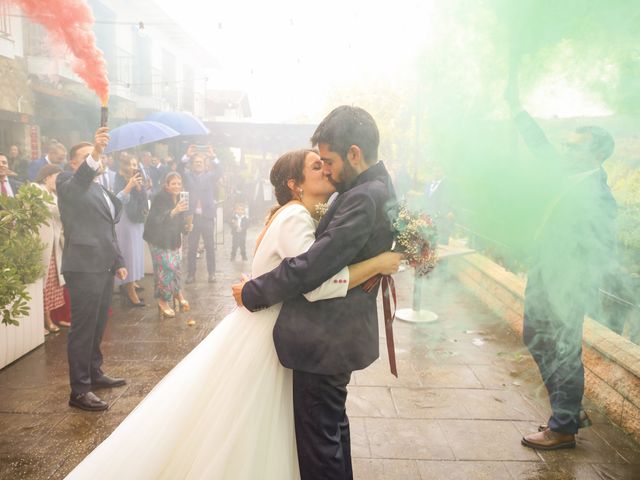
[11,0,109,105]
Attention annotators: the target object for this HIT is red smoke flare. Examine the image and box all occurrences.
[11,0,109,105]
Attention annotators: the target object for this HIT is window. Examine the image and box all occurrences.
[0,2,12,39]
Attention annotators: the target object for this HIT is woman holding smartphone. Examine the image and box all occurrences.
[114,155,148,307]
[143,172,192,317]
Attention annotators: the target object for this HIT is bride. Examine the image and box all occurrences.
[65,149,401,479]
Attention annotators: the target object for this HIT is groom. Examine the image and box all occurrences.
[233,105,396,480]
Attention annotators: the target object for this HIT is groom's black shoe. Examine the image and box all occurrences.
[92,374,126,389]
[69,392,108,411]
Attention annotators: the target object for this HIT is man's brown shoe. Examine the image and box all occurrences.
[521,428,576,450]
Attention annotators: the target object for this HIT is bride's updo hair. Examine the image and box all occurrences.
[265,149,315,222]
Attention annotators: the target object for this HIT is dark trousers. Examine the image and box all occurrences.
[523,277,585,434]
[187,215,215,277]
[231,231,247,260]
[64,271,114,395]
[293,370,352,480]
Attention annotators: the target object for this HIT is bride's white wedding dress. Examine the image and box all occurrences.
[65,203,349,480]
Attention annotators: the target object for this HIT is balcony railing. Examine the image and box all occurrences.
[114,48,133,86]
[455,221,640,344]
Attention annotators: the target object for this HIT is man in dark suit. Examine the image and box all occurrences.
[506,82,617,450]
[184,151,220,283]
[148,155,169,197]
[57,127,128,412]
[28,141,67,181]
[233,106,396,480]
[0,153,22,197]
[8,145,29,182]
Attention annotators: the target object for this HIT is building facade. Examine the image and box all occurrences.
[0,0,225,158]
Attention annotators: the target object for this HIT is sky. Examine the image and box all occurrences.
[154,0,436,122]
[151,0,619,123]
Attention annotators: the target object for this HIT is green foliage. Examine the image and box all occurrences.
[332,1,640,283]
[326,80,418,183]
[607,161,640,275]
[0,184,51,326]
[387,0,640,306]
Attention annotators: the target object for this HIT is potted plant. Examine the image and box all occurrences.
[1,184,50,367]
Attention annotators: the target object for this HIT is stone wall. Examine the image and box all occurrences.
[451,252,640,443]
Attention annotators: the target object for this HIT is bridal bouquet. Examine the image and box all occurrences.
[313,202,329,221]
[392,203,438,276]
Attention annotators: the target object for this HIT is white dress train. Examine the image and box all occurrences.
[65,203,349,480]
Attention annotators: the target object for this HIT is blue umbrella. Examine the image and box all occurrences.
[145,111,210,136]
[104,121,180,154]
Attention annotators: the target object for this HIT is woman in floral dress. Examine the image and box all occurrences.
[143,172,192,317]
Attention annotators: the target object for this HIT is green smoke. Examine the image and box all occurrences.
[412,0,640,339]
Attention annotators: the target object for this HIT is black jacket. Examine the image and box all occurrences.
[57,160,125,274]
[143,190,186,250]
[8,177,22,195]
[242,162,396,374]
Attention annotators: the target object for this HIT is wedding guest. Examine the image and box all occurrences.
[230,201,249,261]
[50,288,72,328]
[139,151,154,193]
[148,155,169,197]
[114,155,147,307]
[143,172,192,317]
[184,151,220,283]
[33,164,66,334]
[8,145,29,182]
[166,157,178,174]
[50,156,80,329]
[506,80,617,450]
[0,153,21,197]
[57,128,128,411]
[29,141,66,181]
[97,154,116,193]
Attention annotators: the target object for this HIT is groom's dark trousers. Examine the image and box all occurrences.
[293,371,352,479]
[242,162,396,480]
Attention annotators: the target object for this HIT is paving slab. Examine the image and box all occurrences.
[1,229,640,479]
[417,460,512,480]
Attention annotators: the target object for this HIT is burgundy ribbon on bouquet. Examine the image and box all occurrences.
[362,274,398,377]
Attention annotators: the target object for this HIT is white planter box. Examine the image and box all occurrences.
[0,278,45,369]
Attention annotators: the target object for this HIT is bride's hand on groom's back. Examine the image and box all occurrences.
[231,274,251,306]
[377,252,403,275]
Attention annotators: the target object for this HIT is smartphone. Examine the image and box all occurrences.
[195,145,209,154]
[179,191,189,209]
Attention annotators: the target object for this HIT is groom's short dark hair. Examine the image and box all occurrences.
[311,105,379,164]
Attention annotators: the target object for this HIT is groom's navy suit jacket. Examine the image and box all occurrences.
[242,162,396,375]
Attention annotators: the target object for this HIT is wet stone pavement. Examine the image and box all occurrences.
[2,230,640,479]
